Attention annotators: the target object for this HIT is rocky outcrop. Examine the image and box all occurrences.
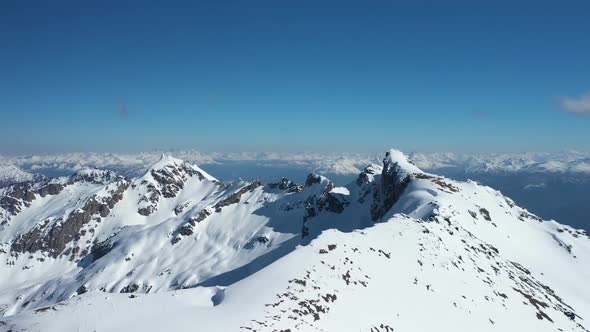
[11,180,129,258]
[174,201,192,215]
[88,236,117,263]
[303,173,342,222]
[302,176,350,238]
[120,283,140,293]
[150,162,206,198]
[37,183,65,197]
[1,170,119,222]
[268,178,303,193]
[137,182,160,216]
[171,209,212,244]
[70,169,120,185]
[1,170,117,220]
[321,192,349,214]
[214,180,262,212]
[355,165,381,204]
[370,151,415,221]
[0,181,66,221]
[355,165,380,187]
[0,183,36,216]
[305,174,323,187]
[303,190,349,221]
[190,209,212,224]
[170,180,262,244]
[244,235,271,249]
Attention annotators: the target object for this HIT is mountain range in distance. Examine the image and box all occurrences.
[2,149,589,231]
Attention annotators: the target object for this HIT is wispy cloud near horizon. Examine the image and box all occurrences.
[560,92,590,115]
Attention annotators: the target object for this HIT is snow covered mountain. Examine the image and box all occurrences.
[0,149,588,332]
[0,162,44,188]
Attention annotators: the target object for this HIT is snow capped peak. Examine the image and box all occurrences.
[143,154,217,183]
[368,149,426,221]
[132,155,219,216]
[385,149,423,175]
[149,154,186,171]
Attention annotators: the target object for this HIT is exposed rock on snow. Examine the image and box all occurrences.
[11,179,129,259]
[370,150,417,221]
[268,177,303,193]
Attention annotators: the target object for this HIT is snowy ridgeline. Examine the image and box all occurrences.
[0,149,588,332]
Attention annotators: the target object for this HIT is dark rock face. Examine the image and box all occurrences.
[11,180,129,258]
[321,193,348,214]
[355,165,380,204]
[0,181,66,221]
[152,169,184,198]
[6,183,36,202]
[414,173,459,193]
[306,181,348,217]
[244,235,271,249]
[0,183,36,216]
[304,206,317,222]
[178,224,194,236]
[305,174,322,187]
[70,170,120,185]
[174,201,192,215]
[355,165,378,187]
[479,208,492,221]
[370,153,414,221]
[518,210,542,223]
[305,192,349,218]
[89,237,116,263]
[268,178,303,193]
[301,179,350,238]
[214,180,262,211]
[191,209,211,224]
[137,183,160,216]
[37,183,64,197]
[151,162,206,198]
[171,209,212,244]
[120,283,139,293]
[137,206,154,216]
[76,285,88,295]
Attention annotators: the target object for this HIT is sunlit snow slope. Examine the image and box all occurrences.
[0,150,588,332]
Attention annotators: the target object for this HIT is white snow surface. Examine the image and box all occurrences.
[0,150,588,332]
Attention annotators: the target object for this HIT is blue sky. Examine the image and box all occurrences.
[1,0,589,154]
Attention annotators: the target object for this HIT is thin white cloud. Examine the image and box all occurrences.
[561,92,590,114]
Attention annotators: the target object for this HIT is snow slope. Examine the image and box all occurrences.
[0,150,588,332]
